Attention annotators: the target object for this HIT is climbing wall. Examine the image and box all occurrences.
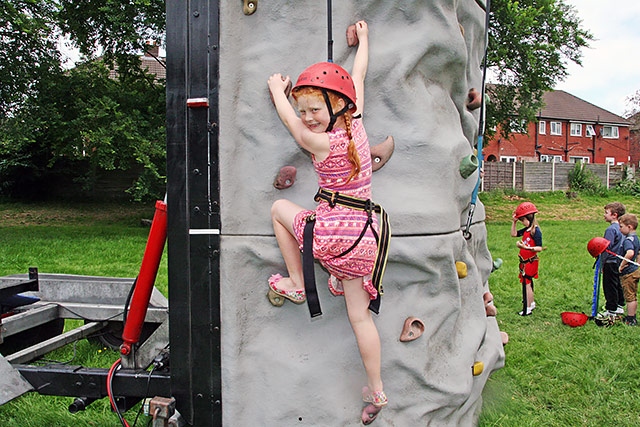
[217,1,504,425]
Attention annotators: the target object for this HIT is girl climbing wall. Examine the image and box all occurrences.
[266,21,389,424]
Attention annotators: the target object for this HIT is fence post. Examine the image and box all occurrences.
[512,161,516,190]
[606,163,610,189]
[551,161,556,191]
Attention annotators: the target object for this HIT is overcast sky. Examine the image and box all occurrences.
[554,0,640,118]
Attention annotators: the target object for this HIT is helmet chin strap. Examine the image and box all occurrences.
[322,89,350,132]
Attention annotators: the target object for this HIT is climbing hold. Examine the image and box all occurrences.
[399,316,425,342]
[466,88,482,110]
[455,261,467,278]
[459,154,478,179]
[242,0,257,15]
[370,136,395,172]
[492,258,503,272]
[267,289,286,307]
[484,291,496,316]
[472,361,484,376]
[274,166,296,189]
[346,24,358,47]
[500,331,509,345]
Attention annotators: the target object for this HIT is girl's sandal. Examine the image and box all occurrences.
[267,274,306,306]
[361,386,387,425]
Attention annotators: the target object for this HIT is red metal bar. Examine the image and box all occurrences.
[120,200,167,355]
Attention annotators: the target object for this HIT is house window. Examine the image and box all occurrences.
[605,157,615,165]
[540,154,563,163]
[550,121,562,135]
[500,156,517,163]
[570,123,582,136]
[586,125,595,137]
[569,156,590,163]
[602,126,619,138]
[538,121,546,134]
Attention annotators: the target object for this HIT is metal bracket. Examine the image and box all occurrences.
[243,0,257,15]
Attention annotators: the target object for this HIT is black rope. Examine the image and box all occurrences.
[327,0,333,62]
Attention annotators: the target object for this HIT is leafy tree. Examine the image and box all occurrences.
[625,90,640,130]
[487,0,593,139]
[0,0,166,201]
[0,59,166,201]
[0,0,61,119]
[57,0,165,78]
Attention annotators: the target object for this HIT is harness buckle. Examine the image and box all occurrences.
[329,191,338,207]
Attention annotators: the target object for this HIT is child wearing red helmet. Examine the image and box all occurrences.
[511,202,543,316]
[267,21,389,424]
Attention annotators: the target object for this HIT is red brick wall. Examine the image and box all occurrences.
[483,121,630,164]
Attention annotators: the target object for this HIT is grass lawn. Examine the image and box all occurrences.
[1,192,640,426]
[478,191,640,427]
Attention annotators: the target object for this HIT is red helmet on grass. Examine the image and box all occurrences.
[587,237,610,258]
[514,202,538,219]
[561,312,588,327]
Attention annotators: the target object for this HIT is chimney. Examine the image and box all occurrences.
[144,42,160,58]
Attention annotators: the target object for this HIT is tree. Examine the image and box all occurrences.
[625,90,640,130]
[0,0,166,201]
[0,0,61,119]
[486,0,593,138]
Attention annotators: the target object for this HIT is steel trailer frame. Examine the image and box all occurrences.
[0,2,222,425]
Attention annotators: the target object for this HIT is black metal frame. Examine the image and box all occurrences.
[166,0,222,425]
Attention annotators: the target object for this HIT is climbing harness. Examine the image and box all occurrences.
[302,188,391,317]
[463,0,491,240]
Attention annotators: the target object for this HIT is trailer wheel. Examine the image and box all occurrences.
[0,318,65,356]
[87,321,159,350]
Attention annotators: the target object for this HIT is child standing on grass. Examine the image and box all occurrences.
[267,21,389,425]
[618,214,640,326]
[511,202,543,316]
[600,202,626,317]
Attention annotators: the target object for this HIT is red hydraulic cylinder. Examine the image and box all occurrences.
[120,200,167,355]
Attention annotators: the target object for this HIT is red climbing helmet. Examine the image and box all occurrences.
[514,202,538,219]
[293,62,357,111]
[561,311,588,327]
[587,236,610,258]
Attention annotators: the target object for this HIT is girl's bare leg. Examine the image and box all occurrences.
[343,277,383,392]
[525,282,534,307]
[271,199,305,292]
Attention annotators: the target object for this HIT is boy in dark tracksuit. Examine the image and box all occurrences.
[601,202,626,317]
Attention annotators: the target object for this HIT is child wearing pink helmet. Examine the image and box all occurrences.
[511,202,543,316]
[267,21,389,424]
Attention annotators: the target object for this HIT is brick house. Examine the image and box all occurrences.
[629,112,640,166]
[483,90,631,165]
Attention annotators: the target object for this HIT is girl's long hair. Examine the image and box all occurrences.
[524,213,540,233]
[292,87,361,182]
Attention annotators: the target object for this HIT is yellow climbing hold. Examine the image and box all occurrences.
[455,261,467,278]
[472,361,484,376]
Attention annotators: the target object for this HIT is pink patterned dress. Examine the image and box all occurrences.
[292,118,379,299]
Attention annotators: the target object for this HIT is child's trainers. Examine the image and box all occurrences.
[623,316,637,326]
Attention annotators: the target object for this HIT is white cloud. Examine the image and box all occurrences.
[555,0,640,116]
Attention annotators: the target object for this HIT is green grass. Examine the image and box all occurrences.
[0,201,164,427]
[478,191,640,427]
[2,194,640,426]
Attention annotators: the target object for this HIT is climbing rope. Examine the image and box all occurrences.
[463,0,491,240]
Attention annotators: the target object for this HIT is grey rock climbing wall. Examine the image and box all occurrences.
[218,1,504,425]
